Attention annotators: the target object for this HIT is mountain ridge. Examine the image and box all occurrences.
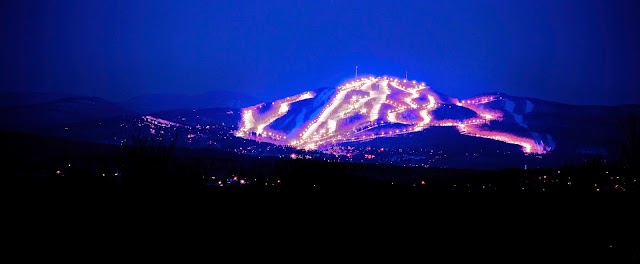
[2,83,639,169]
[120,90,261,114]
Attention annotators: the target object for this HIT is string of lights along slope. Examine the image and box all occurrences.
[235,76,549,154]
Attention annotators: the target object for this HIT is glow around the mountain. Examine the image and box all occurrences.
[235,76,549,154]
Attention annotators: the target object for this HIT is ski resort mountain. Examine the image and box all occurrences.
[236,76,554,154]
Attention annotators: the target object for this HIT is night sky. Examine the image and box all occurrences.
[1,0,639,105]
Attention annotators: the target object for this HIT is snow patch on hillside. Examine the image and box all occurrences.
[525,100,534,113]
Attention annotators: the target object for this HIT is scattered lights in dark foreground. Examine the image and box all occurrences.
[235,76,550,154]
[40,134,638,193]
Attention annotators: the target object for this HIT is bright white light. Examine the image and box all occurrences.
[256,124,266,134]
[279,103,289,114]
[418,109,431,127]
[388,112,397,123]
[328,119,337,133]
[427,95,436,109]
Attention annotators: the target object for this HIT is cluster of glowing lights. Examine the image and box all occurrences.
[143,116,188,128]
[456,124,545,154]
[235,76,549,154]
[235,91,314,141]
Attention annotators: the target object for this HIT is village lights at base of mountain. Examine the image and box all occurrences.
[236,76,550,154]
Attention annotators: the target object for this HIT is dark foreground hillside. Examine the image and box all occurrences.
[2,131,638,262]
[3,131,639,193]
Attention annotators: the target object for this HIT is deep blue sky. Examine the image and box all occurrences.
[1,0,639,105]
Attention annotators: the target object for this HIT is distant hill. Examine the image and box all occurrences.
[0,96,135,132]
[487,93,640,161]
[120,90,261,114]
[0,92,77,108]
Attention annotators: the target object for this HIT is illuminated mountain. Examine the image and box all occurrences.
[235,76,553,154]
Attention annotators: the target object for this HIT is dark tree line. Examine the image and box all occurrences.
[620,113,640,170]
